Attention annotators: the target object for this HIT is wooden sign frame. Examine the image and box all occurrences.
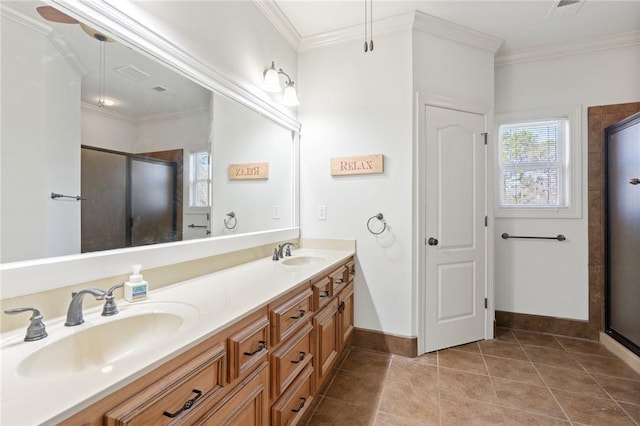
[228,162,269,180]
[330,154,384,176]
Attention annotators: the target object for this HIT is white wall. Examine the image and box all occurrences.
[494,44,640,320]
[299,29,415,337]
[81,108,137,152]
[1,15,81,263]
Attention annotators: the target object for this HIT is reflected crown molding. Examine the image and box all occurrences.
[1,3,87,77]
[50,0,301,133]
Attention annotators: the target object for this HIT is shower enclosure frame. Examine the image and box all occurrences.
[604,111,640,357]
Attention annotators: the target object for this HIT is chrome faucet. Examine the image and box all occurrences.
[65,288,106,326]
[102,283,124,317]
[4,307,48,341]
[277,242,298,259]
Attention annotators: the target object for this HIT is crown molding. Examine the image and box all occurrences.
[496,30,640,66]
[298,11,503,54]
[412,11,503,53]
[82,102,136,123]
[253,0,301,51]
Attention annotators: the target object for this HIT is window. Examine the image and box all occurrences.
[496,108,581,218]
[189,151,211,208]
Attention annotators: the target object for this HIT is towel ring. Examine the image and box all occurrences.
[367,213,387,235]
[224,211,237,230]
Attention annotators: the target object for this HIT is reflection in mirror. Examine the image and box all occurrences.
[1,2,297,264]
[211,95,294,237]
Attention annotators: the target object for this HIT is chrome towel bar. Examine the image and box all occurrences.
[501,233,566,241]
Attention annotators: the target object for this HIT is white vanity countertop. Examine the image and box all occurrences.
[0,248,354,426]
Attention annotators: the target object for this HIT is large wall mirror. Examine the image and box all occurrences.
[1,1,297,264]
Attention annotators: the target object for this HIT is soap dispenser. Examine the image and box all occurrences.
[124,264,149,302]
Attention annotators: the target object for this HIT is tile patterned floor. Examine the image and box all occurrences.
[305,328,640,425]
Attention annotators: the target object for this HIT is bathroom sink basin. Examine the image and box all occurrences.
[280,256,325,266]
[17,303,198,378]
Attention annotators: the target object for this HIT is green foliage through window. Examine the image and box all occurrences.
[499,119,568,207]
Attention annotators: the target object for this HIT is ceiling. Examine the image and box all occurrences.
[5,1,210,120]
[273,0,640,53]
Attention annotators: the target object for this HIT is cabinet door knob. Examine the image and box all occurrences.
[163,388,202,418]
[427,237,438,246]
[243,340,266,356]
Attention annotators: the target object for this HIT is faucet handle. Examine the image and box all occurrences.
[4,307,48,341]
[285,245,293,257]
[272,248,280,261]
[102,283,124,317]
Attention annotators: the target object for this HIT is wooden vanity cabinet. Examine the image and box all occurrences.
[58,257,355,426]
[311,297,340,392]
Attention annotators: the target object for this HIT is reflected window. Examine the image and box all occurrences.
[190,151,211,208]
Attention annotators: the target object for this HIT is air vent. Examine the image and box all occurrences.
[114,65,149,81]
[547,0,584,19]
[151,86,175,95]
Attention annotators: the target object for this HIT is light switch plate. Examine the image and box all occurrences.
[317,205,327,220]
[272,205,280,219]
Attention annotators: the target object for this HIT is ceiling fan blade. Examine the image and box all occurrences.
[36,6,79,24]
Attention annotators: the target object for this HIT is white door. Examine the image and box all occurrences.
[424,105,486,352]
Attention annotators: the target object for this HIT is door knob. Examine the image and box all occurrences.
[428,237,438,246]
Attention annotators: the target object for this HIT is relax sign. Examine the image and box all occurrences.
[228,162,269,180]
[330,154,384,176]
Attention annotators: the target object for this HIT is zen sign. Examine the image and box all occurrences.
[228,162,269,180]
[330,154,384,176]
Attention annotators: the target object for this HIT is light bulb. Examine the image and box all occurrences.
[282,84,299,106]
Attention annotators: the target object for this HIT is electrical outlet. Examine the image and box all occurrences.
[317,205,327,220]
[272,205,280,219]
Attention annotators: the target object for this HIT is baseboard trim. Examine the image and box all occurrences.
[495,310,598,340]
[600,332,640,375]
[352,327,418,357]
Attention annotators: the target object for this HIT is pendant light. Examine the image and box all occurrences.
[364,0,374,52]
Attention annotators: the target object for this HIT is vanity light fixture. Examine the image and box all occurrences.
[262,61,299,106]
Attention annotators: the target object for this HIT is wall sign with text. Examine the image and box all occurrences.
[330,154,384,176]
[228,162,269,180]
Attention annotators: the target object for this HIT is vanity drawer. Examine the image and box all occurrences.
[227,310,270,383]
[271,322,313,400]
[311,275,333,310]
[104,342,225,426]
[330,266,347,292]
[344,259,355,283]
[271,363,314,426]
[270,286,313,347]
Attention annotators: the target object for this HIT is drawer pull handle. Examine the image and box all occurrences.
[290,310,305,320]
[244,340,266,356]
[335,278,344,284]
[319,290,330,298]
[163,388,202,418]
[291,397,307,413]
[338,301,346,313]
[291,351,305,364]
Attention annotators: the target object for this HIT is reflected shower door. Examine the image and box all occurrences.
[130,157,177,247]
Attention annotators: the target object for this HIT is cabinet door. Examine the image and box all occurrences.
[312,298,339,392]
[192,362,269,426]
[338,282,354,349]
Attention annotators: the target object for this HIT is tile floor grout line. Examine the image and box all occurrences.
[477,343,509,425]
[582,363,640,426]
[517,332,574,424]
[370,351,392,425]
